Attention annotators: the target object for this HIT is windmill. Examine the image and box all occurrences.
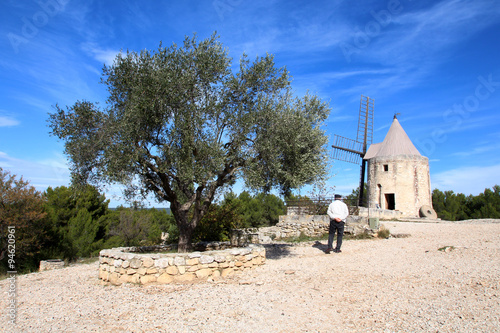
[331,95,374,206]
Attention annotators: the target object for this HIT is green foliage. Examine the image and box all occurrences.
[228,191,285,228]
[432,185,500,221]
[48,33,330,251]
[43,185,110,259]
[345,183,368,208]
[107,208,172,247]
[68,209,101,257]
[0,168,47,273]
[193,201,238,243]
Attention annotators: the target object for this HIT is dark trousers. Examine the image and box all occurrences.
[328,220,345,250]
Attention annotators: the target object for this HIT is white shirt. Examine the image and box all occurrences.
[327,199,349,222]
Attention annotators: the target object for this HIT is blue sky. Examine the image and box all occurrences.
[1,0,499,207]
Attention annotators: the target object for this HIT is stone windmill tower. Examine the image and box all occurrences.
[363,115,435,218]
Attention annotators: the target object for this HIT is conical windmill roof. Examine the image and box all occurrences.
[364,117,421,159]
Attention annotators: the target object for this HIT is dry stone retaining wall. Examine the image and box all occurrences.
[98,244,266,285]
[231,215,374,246]
[39,259,65,271]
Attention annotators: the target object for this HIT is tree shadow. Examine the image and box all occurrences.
[262,244,294,260]
[262,240,330,259]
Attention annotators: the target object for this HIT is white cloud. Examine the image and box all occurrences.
[431,164,500,195]
[0,151,70,190]
[81,43,121,66]
[0,116,20,127]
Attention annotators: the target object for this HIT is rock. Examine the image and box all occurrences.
[214,255,227,263]
[200,255,215,264]
[108,272,121,286]
[146,267,158,274]
[157,273,174,284]
[195,268,212,279]
[221,268,234,278]
[155,258,169,268]
[140,275,157,284]
[174,257,186,266]
[174,273,196,282]
[166,266,179,275]
[186,258,200,266]
[142,257,154,268]
[129,258,142,269]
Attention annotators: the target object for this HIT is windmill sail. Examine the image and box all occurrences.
[331,95,374,206]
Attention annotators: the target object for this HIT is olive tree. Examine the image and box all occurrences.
[48,33,330,251]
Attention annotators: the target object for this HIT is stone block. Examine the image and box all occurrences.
[214,255,226,263]
[174,257,185,266]
[200,255,215,264]
[221,268,234,278]
[140,275,157,284]
[188,265,200,272]
[137,267,147,276]
[195,268,212,279]
[99,270,109,281]
[146,267,158,274]
[155,258,169,268]
[129,258,142,269]
[166,266,179,275]
[109,272,121,286]
[157,273,174,284]
[174,273,195,282]
[131,274,141,284]
[122,260,130,268]
[186,258,199,266]
[142,257,154,268]
[118,274,133,284]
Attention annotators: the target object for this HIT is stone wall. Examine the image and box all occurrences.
[39,259,65,271]
[98,244,266,285]
[231,215,373,246]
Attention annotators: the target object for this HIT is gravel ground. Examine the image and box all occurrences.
[2,220,500,333]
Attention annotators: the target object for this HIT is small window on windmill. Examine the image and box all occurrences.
[383,164,389,172]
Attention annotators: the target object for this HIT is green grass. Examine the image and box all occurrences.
[376,226,391,239]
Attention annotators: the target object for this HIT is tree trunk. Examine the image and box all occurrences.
[177,226,194,252]
[176,211,197,253]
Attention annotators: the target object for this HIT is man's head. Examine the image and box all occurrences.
[334,194,342,200]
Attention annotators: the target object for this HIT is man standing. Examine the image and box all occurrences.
[326,194,349,253]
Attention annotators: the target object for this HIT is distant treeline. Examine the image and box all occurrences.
[432,185,500,221]
[2,166,499,273]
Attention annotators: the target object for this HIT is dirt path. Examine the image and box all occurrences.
[2,220,500,332]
